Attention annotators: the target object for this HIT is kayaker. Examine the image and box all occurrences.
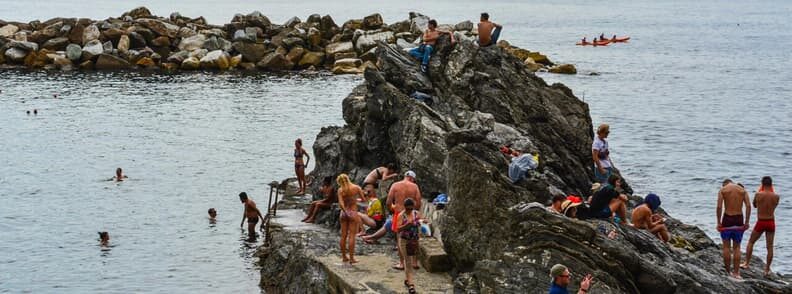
[599,33,605,40]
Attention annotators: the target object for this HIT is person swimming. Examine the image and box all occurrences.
[208,208,217,222]
[98,231,110,246]
[113,168,128,182]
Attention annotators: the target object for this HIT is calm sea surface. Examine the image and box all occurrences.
[1,0,790,292]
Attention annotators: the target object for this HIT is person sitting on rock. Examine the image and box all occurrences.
[409,19,455,73]
[547,194,567,214]
[357,183,385,235]
[586,174,628,224]
[561,200,583,219]
[302,176,337,223]
[362,163,398,190]
[477,12,502,47]
[548,264,593,294]
[630,193,670,242]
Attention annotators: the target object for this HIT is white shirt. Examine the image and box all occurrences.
[592,136,612,168]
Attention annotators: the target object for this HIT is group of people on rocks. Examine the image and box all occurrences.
[409,12,503,73]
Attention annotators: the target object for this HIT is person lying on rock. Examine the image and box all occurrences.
[409,19,455,73]
[302,176,337,223]
[362,163,398,191]
[477,12,503,47]
[630,193,670,242]
[586,174,628,225]
[549,264,593,294]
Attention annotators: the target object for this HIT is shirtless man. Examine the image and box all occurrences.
[477,12,503,47]
[741,176,780,276]
[385,170,422,270]
[631,193,670,242]
[408,19,455,73]
[362,163,398,189]
[716,179,751,279]
[239,192,265,242]
[113,168,128,182]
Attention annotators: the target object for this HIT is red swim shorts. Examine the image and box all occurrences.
[754,219,776,233]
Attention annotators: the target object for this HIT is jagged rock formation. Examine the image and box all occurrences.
[307,34,789,293]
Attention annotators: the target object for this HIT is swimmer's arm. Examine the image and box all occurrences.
[716,191,724,228]
[240,213,246,228]
[743,192,751,227]
[592,149,602,170]
[303,148,310,166]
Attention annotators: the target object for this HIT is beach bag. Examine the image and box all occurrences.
[508,154,538,183]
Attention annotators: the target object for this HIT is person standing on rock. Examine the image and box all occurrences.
[239,192,265,242]
[592,124,614,184]
[386,171,422,270]
[409,19,455,73]
[548,264,593,294]
[741,176,779,276]
[716,179,751,279]
[477,12,503,47]
[337,174,364,264]
[293,138,310,195]
[630,193,670,242]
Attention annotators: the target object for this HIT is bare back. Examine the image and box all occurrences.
[387,180,422,213]
[244,199,258,218]
[631,204,652,229]
[364,167,384,184]
[477,21,496,44]
[339,185,362,212]
[754,191,780,220]
[720,184,747,216]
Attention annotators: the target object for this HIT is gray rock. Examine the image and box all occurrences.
[117,35,130,53]
[122,6,152,19]
[42,37,70,51]
[178,34,206,51]
[188,49,208,60]
[454,20,473,32]
[102,41,113,54]
[178,27,196,38]
[127,32,147,49]
[4,47,28,63]
[396,38,416,49]
[8,40,39,52]
[324,41,354,56]
[65,43,82,61]
[409,13,430,34]
[180,56,200,70]
[306,14,321,24]
[95,53,130,70]
[232,42,270,63]
[82,24,100,45]
[166,50,189,63]
[204,36,231,52]
[319,15,339,39]
[256,52,293,71]
[362,13,384,30]
[199,49,230,70]
[81,39,103,59]
[284,16,301,28]
[353,30,394,54]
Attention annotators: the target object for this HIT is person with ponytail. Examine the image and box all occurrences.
[337,173,365,264]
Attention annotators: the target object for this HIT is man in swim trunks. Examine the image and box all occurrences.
[477,12,502,47]
[385,170,422,270]
[239,192,265,242]
[741,176,780,276]
[362,163,398,190]
[409,19,455,73]
[716,179,751,279]
[630,193,670,242]
[592,124,615,183]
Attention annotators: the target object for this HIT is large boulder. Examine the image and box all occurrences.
[362,13,384,30]
[285,47,305,64]
[232,42,270,63]
[117,35,130,53]
[122,7,152,19]
[353,30,394,54]
[136,18,179,38]
[8,40,39,52]
[42,37,69,51]
[65,43,82,61]
[256,52,293,71]
[180,56,200,70]
[178,34,207,51]
[325,41,354,56]
[454,20,474,32]
[549,64,577,74]
[409,13,430,34]
[297,51,324,68]
[95,53,131,70]
[4,47,28,63]
[82,24,100,45]
[204,36,231,52]
[305,35,792,294]
[320,15,339,39]
[81,40,103,60]
[0,24,19,38]
[199,49,230,70]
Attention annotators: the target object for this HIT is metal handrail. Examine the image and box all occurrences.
[263,181,280,246]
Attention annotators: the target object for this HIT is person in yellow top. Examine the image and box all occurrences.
[358,183,385,235]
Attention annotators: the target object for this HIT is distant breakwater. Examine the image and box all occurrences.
[0,7,571,74]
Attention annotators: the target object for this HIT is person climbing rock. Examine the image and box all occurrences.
[409,19,454,73]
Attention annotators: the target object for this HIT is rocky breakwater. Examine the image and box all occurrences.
[262,30,791,293]
[1,8,566,75]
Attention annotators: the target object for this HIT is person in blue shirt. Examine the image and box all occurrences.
[549,264,593,294]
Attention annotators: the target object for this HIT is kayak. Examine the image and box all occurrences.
[576,40,611,46]
[610,36,630,43]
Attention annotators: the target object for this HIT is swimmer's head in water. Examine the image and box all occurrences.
[116,168,122,177]
[295,138,302,148]
[762,176,773,187]
[722,179,733,186]
[239,192,248,202]
[98,232,109,241]
[208,208,217,217]
[322,176,332,186]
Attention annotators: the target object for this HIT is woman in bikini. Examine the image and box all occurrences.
[397,198,421,294]
[337,174,364,264]
[293,138,310,195]
[362,163,398,188]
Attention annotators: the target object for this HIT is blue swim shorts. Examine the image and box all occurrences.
[720,229,744,244]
